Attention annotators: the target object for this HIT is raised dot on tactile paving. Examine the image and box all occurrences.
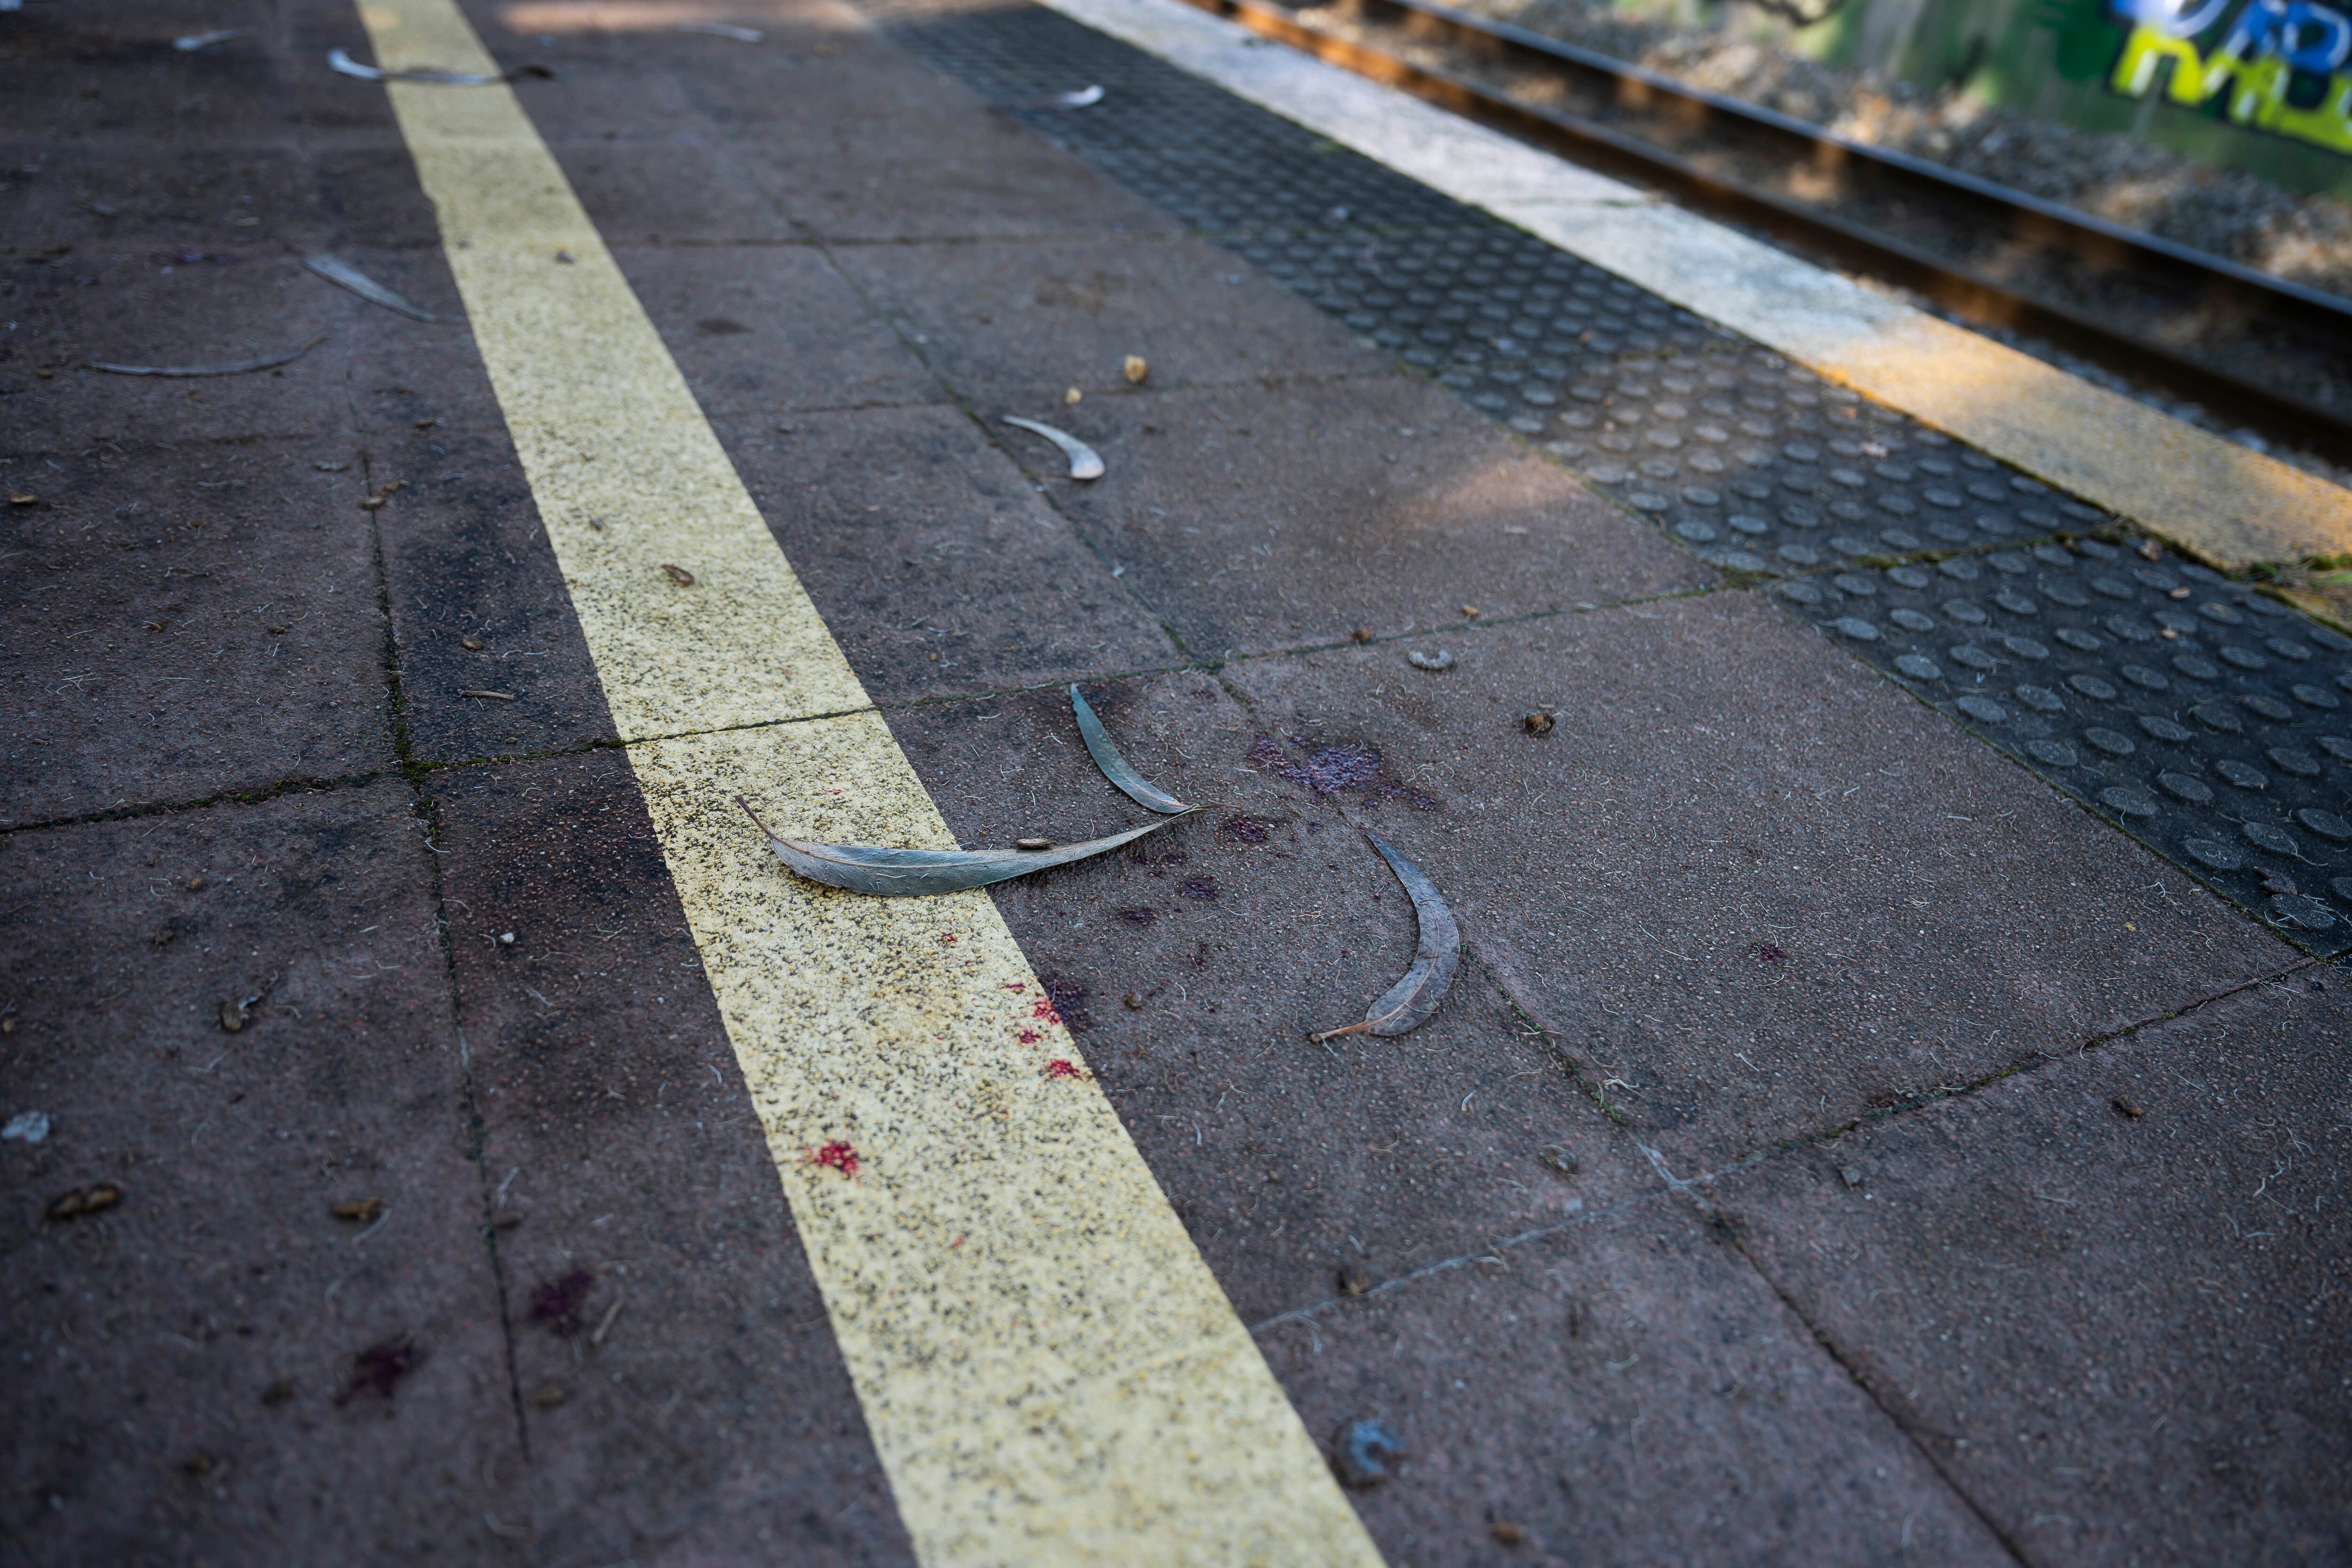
[1891,609,1935,632]
[1994,591,2038,617]
[2268,636,2313,662]
[2160,771,2213,803]
[2015,684,2064,712]
[2216,758,2267,788]
[2066,674,2117,701]
[2297,808,2352,842]
[2120,664,2169,690]
[1832,616,1878,641]
[2138,715,2193,743]
[1896,654,1941,680]
[2099,786,2158,818]
[2182,836,2242,870]
[1887,566,1930,589]
[1880,530,1923,550]
[2272,893,2338,931]
[2026,738,2077,767]
[1950,644,2000,671]
[2293,683,2342,709]
[2174,654,2220,680]
[1833,573,1876,596]
[2220,645,2270,671]
[2244,821,2300,855]
[1956,695,2006,723]
[2056,628,2103,652]
[2002,635,2050,660]
[2268,746,2322,777]
[2321,736,2352,760]
[2084,727,2135,756]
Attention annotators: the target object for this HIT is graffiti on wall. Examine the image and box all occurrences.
[2108,0,2352,153]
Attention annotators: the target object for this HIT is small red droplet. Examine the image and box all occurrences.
[1018,1029,1041,1044]
[811,1140,859,1178]
[1045,1059,1082,1080]
[1031,998,1061,1025]
[1002,982,1026,992]
[938,932,958,945]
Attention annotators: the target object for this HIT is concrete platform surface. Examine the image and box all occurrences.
[2,0,2341,1564]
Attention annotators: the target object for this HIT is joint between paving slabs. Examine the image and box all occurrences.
[363,457,538,1462]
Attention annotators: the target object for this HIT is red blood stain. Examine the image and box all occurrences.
[1045,1060,1083,1080]
[938,932,958,945]
[1001,982,1026,992]
[1018,1029,1041,1044]
[1031,998,1061,1026]
[811,1141,860,1178]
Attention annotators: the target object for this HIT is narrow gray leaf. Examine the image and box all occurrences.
[1002,416,1104,480]
[1311,834,1460,1041]
[90,333,328,378]
[175,30,245,51]
[1071,685,1189,815]
[305,254,436,321]
[741,797,1195,897]
[327,47,509,84]
[674,21,763,40]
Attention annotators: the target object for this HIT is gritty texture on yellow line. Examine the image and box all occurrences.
[359,2,1380,1562]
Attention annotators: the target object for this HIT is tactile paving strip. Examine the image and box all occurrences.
[876,0,2352,952]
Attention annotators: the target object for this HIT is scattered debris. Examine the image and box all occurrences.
[530,1381,568,1409]
[1338,1265,1369,1296]
[1063,387,1083,405]
[46,1183,120,1221]
[259,1378,295,1406]
[1406,649,1454,672]
[74,197,119,217]
[90,334,327,377]
[303,254,435,321]
[326,48,550,84]
[1123,991,1143,1009]
[1003,416,1104,480]
[1489,1519,1526,1545]
[2261,870,2298,896]
[1071,685,1189,812]
[742,796,1197,896]
[1331,1418,1405,1488]
[175,30,246,51]
[660,562,696,586]
[1838,1165,1864,1188]
[811,1140,860,1177]
[459,689,516,701]
[1117,907,1157,925]
[1044,1059,1086,1080]
[461,635,485,650]
[1461,603,1480,618]
[2111,1096,2145,1119]
[358,478,405,510]
[338,1337,421,1403]
[1123,353,1148,383]
[1015,837,1054,851]
[1044,84,1104,107]
[1522,711,1554,736]
[1538,1145,1578,1178]
[590,1293,627,1347]
[1310,835,1460,1042]
[673,20,762,40]
[2,1110,50,1144]
[331,1197,386,1223]
[217,996,253,1031]
[1350,627,1374,642]
[8,492,36,507]
[529,1267,597,1334]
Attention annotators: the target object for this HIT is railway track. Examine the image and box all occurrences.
[1176,0,2352,474]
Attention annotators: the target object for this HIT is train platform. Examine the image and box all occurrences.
[2,0,2345,1563]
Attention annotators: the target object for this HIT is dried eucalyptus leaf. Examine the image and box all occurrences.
[304,254,435,322]
[90,333,327,378]
[327,47,525,84]
[1311,834,1460,1041]
[175,29,245,50]
[740,797,1195,896]
[1002,416,1104,481]
[674,21,763,40]
[1071,684,1189,815]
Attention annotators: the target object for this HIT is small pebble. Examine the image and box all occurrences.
[1016,838,1053,851]
[1523,711,1555,736]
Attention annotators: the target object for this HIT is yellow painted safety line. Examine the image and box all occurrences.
[1039,0,2352,572]
[356,2,1383,1561]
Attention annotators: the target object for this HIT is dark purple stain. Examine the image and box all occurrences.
[1750,942,1788,965]
[1117,907,1158,926]
[338,1338,421,1404]
[1249,735,1438,810]
[1180,877,1218,900]
[1221,816,1269,843]
[530,1267,596,1334]
[1043,977,1091,1032]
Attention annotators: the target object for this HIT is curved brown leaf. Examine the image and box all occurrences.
[1311,834,1459,1042]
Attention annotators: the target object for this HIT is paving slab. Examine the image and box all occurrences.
[424,748,917,1567]
[1048,377,1711,657]
[1717,970,2352,1565]
[370,427,616,764]
[832,232,1390,407]
[0,142,328,257]
[1224,593,2296,1171]
[1255,1180,2011,1566]
[0,784,513,1566]
[713,404,1178,703]
[882,675,1653,1322]
[612,241,939,418]
[0,250,354,454]
[0,437,397,826]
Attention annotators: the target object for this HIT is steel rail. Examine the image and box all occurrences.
[1177,0,2352,466]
